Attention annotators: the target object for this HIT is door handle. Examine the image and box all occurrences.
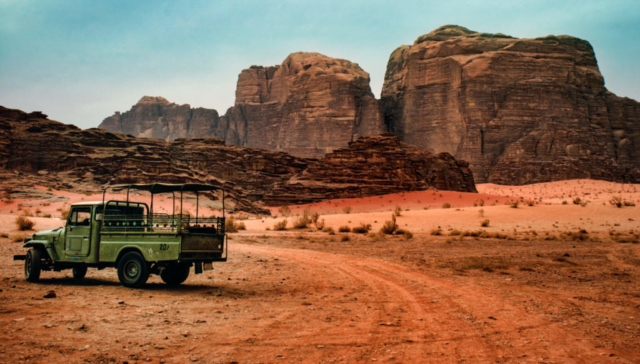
[69,227,73,232]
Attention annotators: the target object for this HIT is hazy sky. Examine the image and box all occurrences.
[1,0,639,129]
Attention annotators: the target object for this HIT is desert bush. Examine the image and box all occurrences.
[612,234,640,244]
[562,201,568,205]
[449,229,462,236]
[225,217,245,233]
[395,228,413,240]
[322,226,335,235]
[560,229,589,241]
[15,216,35,231]
[273,219,288,231]
[310,211,320,224]
[0,232,8,238]
[609,196,623,208]
[454,257,511,272]
[21,208,34,217]
[430,228,443,236]
[315,218,325,230]
[442,203,451,209]
[480,219,490,227]
[444,237,456,244]
[624,200,636,207]
[393,205,402,217]
[474,199,485,207]
[509,201,519,208]
[338,225,351,233]
[342,206,352,214]
[379,215,398,235]
[572,197,582,205]
[352,223,372,234]
[292,208,312,229]
[278,205,292,217]
[526,200,535,207]
[478,208,484,218]
[42,213,52,218]
[340,235,350,242]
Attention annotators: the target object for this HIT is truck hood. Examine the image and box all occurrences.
[32,227,63,240]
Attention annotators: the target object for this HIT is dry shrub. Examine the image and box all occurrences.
[454,257,511,272]
[340,235,350,242]
[480,219,490,227]
[322,226,335,235]
[509,201,519,208]
[225,217,245,233]
[609,196,623,208]
[444,237,456,244]
[338,225,351,233]
[526,200,535,207]
[292,208,312,229]
[560,229,589,241]
[612,234,639,244]
[310,211,320,224]
[15,216,35,231]
[278,205,291,217]
[273,219,288,231]
[0,232,8,238]
[624,200,636,207]
[352,223,372,234]
[430,228,443,236]
[393,205,402,217]
[442,203,451,209]
[474,199,484,207]
[379,215,398,235]
[562,201,568,205]
[314,218,325,230]
[342,206,352,214]
[449,229,462,236]
[60,207,70,220]
[572,197,582,205]
[395,228,413,240]
[43,213,52,218]
[21,208,34,217]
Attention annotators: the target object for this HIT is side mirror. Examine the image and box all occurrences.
[95,213,103,221]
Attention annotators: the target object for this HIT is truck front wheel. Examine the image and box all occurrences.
[25,248,42,282]
[117,251,150,288]
[160,263,190,286]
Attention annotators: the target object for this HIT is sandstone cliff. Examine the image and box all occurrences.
[381,25,640,184]
[99,96,225,141]
[100,52,386,158]
[2,106,475,211]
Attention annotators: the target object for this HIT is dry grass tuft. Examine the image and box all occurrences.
[430,228,443,236]
[15,215,35,231]
[393,205,402,217]
[273,219,288,231]
[278,205,291,217]
[225,217,245,233]
[480,219,490,227]
[352,223,372,234]
[342,206,352,214]
[379,215,398,235]
[442,203,451,209]
[338,225,351,233]
[454,257,511,272]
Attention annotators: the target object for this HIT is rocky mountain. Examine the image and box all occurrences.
[2,106,475,212]
[381,25,640,184]
[100,52,385,158]
[99,96,224,141]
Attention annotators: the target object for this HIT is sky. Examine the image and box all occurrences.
[1,0,639,129]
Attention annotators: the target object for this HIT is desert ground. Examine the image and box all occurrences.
[1,179,639,363]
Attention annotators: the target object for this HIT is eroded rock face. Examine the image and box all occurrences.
[100,52,386,158]
[99,96,225,141]
[1,106,475,210]
[263,133,476,205]
[382,25,640,184]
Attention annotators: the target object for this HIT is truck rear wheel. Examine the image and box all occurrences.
[160,263,190,286]
[117,251,150,288]
[25,248,42,282]
[72,265,87,280]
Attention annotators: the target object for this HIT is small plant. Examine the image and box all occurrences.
[478,208,484,218]
[340,235,350,242]
[393,205,402,217]
[225,217,245,233]
[338,225,351,233]
[449,229,462,236]
[278,205,292,217]
[0,232,8,238]
[379,215,398,235]
[15,216,35,231]
[430,228,443,236]
[509,201,519,208]
[342,206,352,214]
[442,203,451,209]
[623,200,636,207]
[444,237,456,244]
[562,201,568,205]
[315,218,325,230]
[273,219,288,231]
[43,213,52,218]
[310,211,320,224]
[609,196,623,208]
[572,197,582,205]
[21,208,34,217]
[480,219,490,227]
[292,208,313,229]
[526,200,535,207]
[322,226,335,235]
[352,223,372,234]
[13,233,27,243]
[395,228,413,240]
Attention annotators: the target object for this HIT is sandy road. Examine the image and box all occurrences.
[231,243,628,363]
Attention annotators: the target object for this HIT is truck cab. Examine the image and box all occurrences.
[15,183,227,288]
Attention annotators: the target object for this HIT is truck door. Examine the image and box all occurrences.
[65,206,92,257]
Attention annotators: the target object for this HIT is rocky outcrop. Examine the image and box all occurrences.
[263,133,476,205]
[99,96,225,141]
[1,106,476,211]
[381,25,640,184]
[100,52,386,158]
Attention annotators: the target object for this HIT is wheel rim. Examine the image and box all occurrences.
[124,260,140,281]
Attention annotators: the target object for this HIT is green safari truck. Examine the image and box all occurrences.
[14,183,227,288]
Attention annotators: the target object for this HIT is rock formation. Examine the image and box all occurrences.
[381,25,640,184]
[263,133,476,205]
[99,96,225,141]
[100,52,386,158]
[2,106,475,211]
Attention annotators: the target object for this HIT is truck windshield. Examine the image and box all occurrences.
[69,207,92,226]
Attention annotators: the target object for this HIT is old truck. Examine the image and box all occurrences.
[13,183,227,288]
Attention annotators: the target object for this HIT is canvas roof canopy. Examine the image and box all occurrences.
[106,183,222,194]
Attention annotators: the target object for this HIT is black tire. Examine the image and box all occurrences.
[160,263,190,286]
[117,251,150,288]
[72,265,87,280]
[25,248,42,282]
